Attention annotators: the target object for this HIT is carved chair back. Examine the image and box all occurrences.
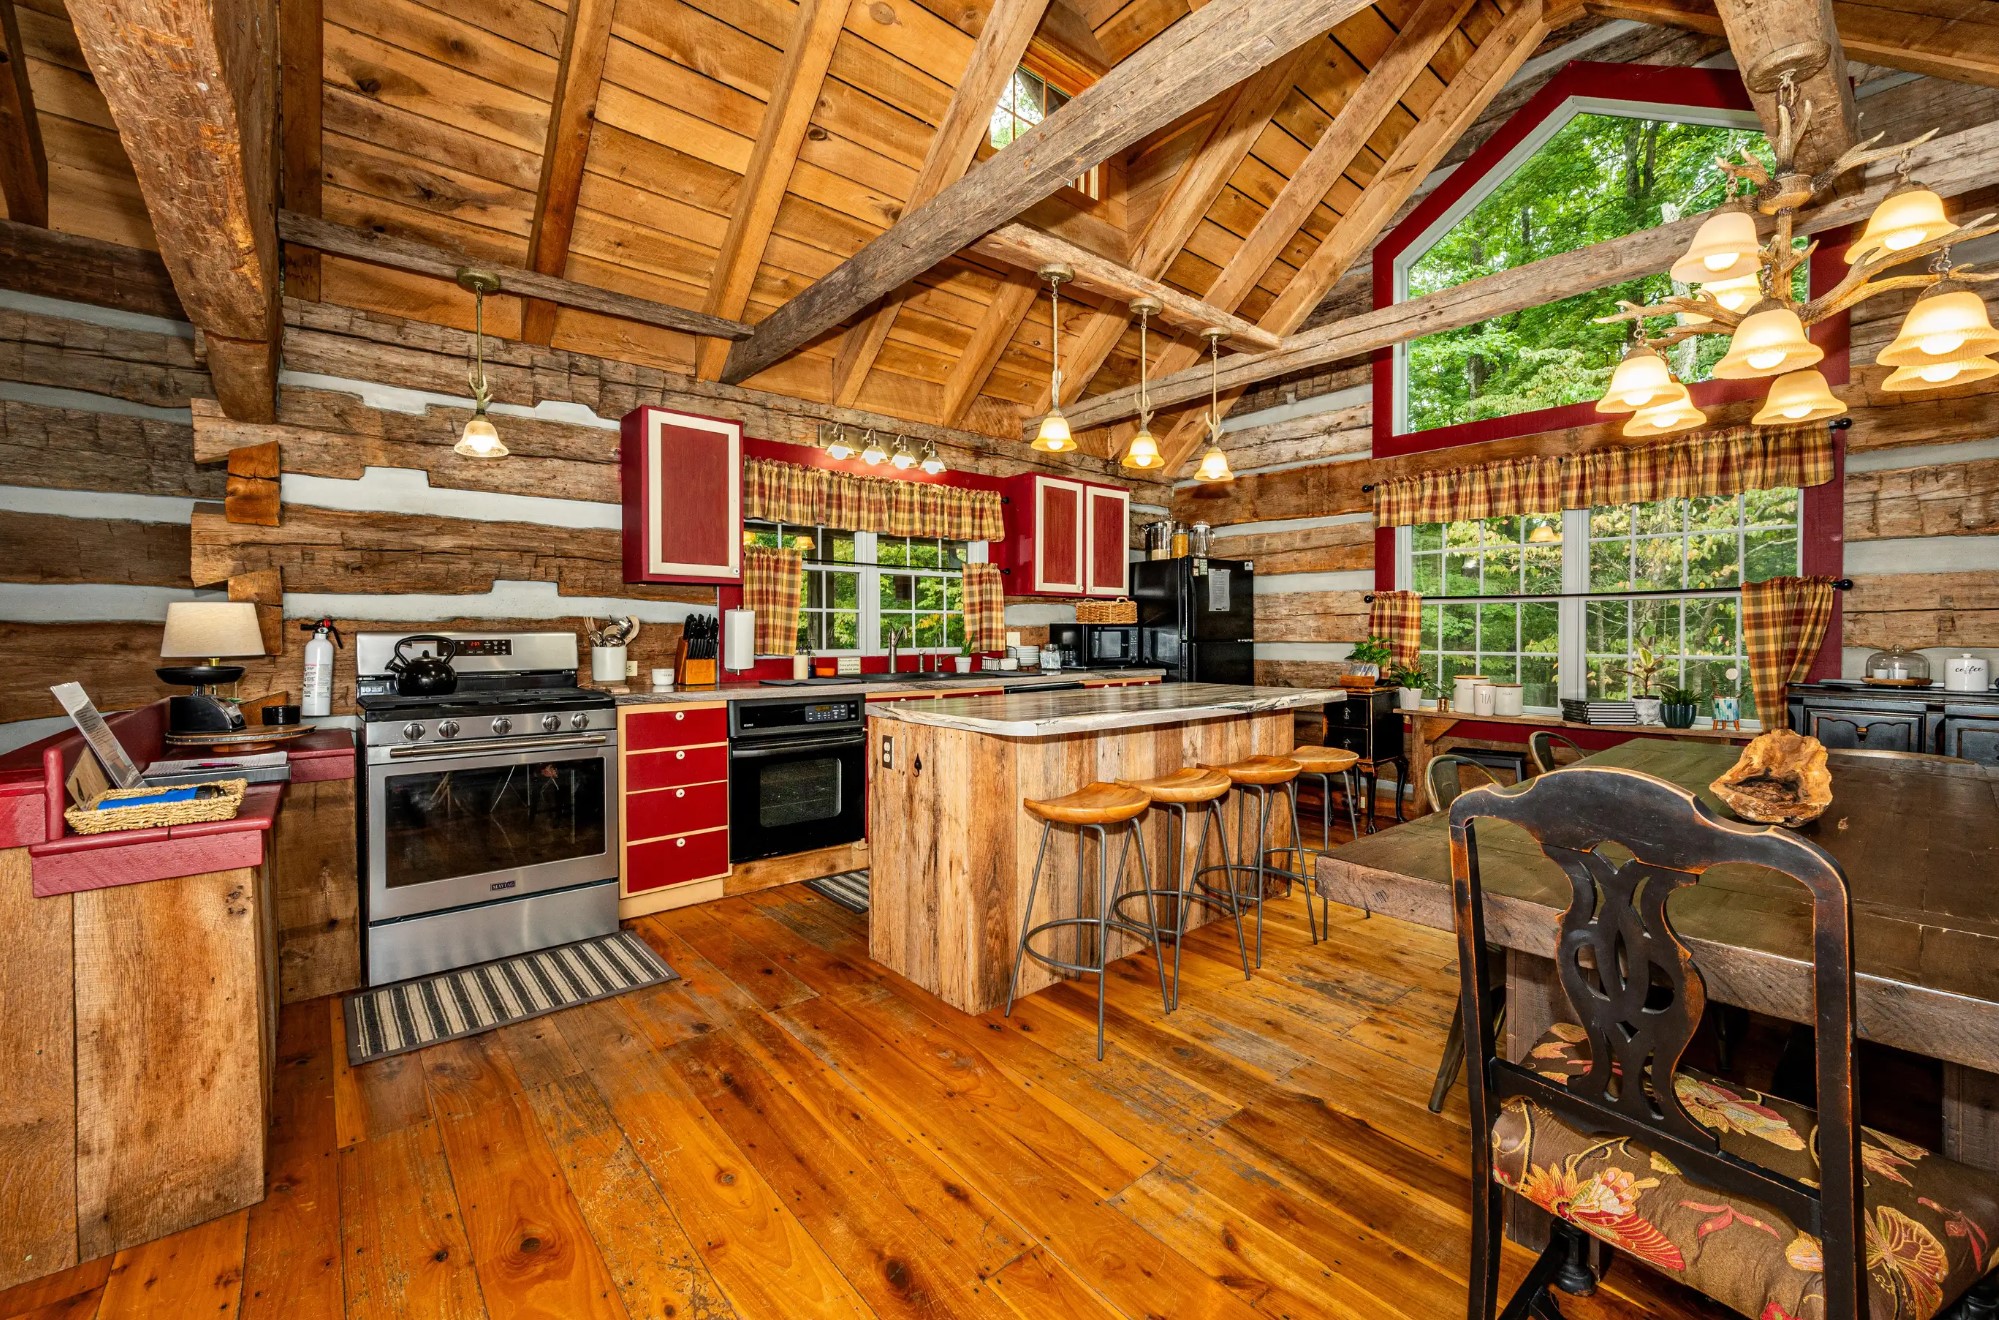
[1448,766,1864,1317]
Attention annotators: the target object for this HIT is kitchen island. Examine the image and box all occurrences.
[867,683,1340,1014]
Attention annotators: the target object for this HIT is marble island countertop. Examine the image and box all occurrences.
[599,669,1165,705]
[865,682,1344,738]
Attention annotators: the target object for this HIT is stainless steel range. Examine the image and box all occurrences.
[356,631,619,986]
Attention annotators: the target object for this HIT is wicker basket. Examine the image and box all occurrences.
[65,779,247,836]
[1075,597,1137,624]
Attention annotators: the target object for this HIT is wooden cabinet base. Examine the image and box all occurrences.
[618,875,725,920]
[726,840,869,895]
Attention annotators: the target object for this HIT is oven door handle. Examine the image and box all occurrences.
[728,733,863,759]
[386,733,610,759]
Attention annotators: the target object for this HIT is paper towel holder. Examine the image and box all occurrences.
[723,608,757,673]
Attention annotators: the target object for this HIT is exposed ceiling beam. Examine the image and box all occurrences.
[940,269,1041,427]
[694,0,848,380]
[66,0,280,421]
[281,211,755,342]
[971,223,1282,348]
[1063,112,1999,433]
[1154,0,1551,469]
[829,0,1052,408]
[720,0,1379,386]
[0,0,48,227]
[1710,0,1855,176]
[1586,0,1999,90]
[278,0,321,299]
[521,0,615,346]
[0,216,185,318]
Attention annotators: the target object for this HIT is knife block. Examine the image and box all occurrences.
[674,639,718,688]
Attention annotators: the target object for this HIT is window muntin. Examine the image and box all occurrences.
[744,521,977,655]
[989,67,1069,150]
[1413,515,1564,709]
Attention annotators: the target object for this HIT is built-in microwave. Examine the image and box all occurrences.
[1049,623,1141,668]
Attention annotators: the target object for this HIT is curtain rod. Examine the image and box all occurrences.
[1362,580,1853,604]
[786,555,1010,574]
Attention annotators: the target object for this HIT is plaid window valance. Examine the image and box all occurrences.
[1372,425,1837,528]
[743,457,1005,542]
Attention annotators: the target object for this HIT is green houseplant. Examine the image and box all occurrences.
[1660,683,1699,729]
[1385,662,1427,710]
[1347,635,1395,685]
[1617,639,1670,724]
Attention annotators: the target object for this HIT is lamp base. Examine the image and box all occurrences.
[155,664,246,688]
[168,694,246,736]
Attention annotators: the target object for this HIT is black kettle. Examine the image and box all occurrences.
[387,634,459,697]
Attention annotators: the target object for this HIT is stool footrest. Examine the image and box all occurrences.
[1019,914,1163,978]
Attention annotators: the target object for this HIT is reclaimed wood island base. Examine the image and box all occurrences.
[866,683,1341,1015]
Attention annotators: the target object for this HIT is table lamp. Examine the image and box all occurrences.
[157,601,267,735]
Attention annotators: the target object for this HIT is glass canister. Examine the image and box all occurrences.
[1171,526,1190,557]
[1864,647,1931,684]
[1189,522,1213,556]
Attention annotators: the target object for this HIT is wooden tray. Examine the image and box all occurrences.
[164,723,316,748]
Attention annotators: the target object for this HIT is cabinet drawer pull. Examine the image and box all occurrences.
[675,711,685,721]
[676,838,686,848]
[675,750,686,760]
[676,788,686,798]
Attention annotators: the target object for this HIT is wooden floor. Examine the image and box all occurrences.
[0,855,1733,1319]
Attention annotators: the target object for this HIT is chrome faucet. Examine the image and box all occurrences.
[886,624,906,676]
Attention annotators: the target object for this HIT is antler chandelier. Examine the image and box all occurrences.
[1593,59,1999,436]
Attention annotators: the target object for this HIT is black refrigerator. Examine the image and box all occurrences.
[1132,556,1255,684]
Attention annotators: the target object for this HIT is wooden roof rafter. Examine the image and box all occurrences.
[520,0,616,346]
[0,0,49,227]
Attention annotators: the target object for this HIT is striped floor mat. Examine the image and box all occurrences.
[343,931,677,1065]
[804,869,870,913]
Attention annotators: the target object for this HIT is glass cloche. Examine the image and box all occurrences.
[1864,646,1931,685]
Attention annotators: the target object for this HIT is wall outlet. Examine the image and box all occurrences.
[625,660,638,678]
[880,735,893,768]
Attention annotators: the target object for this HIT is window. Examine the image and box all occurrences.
[744,521,982,655]
[988,66,1100,199]
[1402,490,1800,724]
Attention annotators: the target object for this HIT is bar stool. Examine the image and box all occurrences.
[1285,744,1362,940]
[1114,767,1246,1010]
[1196,754,1303,968]
[1005,781,1170,1059]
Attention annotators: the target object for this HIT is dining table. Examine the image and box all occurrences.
[1315,738,1999,1175]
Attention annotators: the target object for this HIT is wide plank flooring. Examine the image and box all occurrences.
[0,877,1734,1319]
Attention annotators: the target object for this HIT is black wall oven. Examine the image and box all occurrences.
[728,697,866,862]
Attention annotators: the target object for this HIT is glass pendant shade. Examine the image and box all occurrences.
[1595,345,1676,413]
[1121,427,1162,469]
[1877,285,1999,366]
[1704,271,1762,313]
[1194,446,1234,482]
[826,429,855,460]
[859,431,888,464]
[1032,407,1075,452]
[1848,184,1954,265]
[1882,353,1999,391]
[454,413,508,458]
[1622,396,1706,437]
[1669,210,1761,284]
[1752,368,1846,424]
[918,441,945,475]
[890,438,917,469]
[1713,302,1822,378]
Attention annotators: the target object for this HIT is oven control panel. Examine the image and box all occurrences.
[363,704,617,749]
[803,701,859,723]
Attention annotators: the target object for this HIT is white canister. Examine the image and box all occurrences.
[792,654,810,680]
[1453,674,1487,711]
[1472,683,1497,717]
[1945,653,1992,693]
[591,645,627,683]
[1492,683,1524,717]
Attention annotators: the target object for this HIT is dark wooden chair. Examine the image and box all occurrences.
[1527,729,1584,776]
[1426,753,1509,1113]
[1448,766,1999,1320]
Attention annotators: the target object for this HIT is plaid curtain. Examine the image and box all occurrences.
[743,458,1003,541]
[742,545,804,656]
[1372,425,1836,527]
[1368,590,1422,667]
[962,563,1006,652]
[1741,576,1837,730]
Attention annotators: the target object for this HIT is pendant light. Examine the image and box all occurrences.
[1120,297,1164,470]
[453,269,508,458]
[859,428,888,465]
[890,435,918,470]
[1877,278,1999,366]
[1848,179,1955,265]
[1882,353,1999,391]
[1192,328,1234,483]
[824,424,856,460]
[1713,298,1822,378]
[1032,264,1078,452]
[1669,207,1762,284]
[1623,395,1706,437]
[1751,368,1846,424]
[1594,342,1677,413]
[918,439,945,475]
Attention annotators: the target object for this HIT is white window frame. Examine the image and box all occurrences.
[746,521,988,657]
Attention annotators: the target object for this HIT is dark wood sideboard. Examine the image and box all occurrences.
[1788,682,1999,766]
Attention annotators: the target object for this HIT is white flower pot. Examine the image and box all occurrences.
[953,656,972,673]
[1632,696,1663,725]
[1397,687,1421,711]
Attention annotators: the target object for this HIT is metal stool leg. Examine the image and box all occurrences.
[1005,820,1054,1018]
[1283,779,1320,943]
[1093,824,1111,1059]
[1109,819,1171,1015]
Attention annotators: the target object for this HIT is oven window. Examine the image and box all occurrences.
[381,756,607,888]
[754,756,845,829]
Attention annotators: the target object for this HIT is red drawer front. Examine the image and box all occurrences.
[625,744,727,791]
[627,706,727,750]
[625,828,728,894]
[627,780,728,842]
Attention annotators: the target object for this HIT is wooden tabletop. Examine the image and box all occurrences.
[1316,739,1999,1073]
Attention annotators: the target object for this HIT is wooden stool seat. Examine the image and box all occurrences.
[1023,781,1151,826]
[1120,767,1233,805]
[1205,755,1302,786]
[1289,745,1360,775]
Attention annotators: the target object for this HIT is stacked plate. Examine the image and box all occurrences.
[1561,699,1639,725]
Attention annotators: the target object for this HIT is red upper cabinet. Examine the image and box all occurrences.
[1083,485,1130,597]
[1001,473,1130,598]
[1033,477,1085,594]
[622,407,742,584]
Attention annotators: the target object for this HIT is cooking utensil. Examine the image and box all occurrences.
[386,634,459,697]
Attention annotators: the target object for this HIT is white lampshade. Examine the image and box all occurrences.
[890,438,918,470]
[1713,302,1822,378]
[1595,345,1676,413]
[825,429,856,460]
[859,431,889,464]
[1670,210,1762,284]
[160,601,267,659]
[454,414,507,458]
[1121,427,1163,469]
[1032,407,1076,452]
[1622,396,1706,437]
[1194,446,1234,482]
[1882,354,1999,391]
[1704,272,1762,313]
[1877,284,1999,367]
[1752,369,1847,425]
[918,440,945,475]
[1848,184,1954,265]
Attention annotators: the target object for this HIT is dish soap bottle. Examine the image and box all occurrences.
[300,618,342,717]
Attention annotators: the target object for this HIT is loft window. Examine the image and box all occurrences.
[988,66,1101,200]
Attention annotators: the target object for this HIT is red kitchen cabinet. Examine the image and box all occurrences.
[1083,485,1130,597]
[618,701,729,917]
[625,829,730,895]
[621,406,742,584]
[1002,474,1129,597]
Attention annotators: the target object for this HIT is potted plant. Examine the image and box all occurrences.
[1346,635,1394,687]
[1617,640,1669,724]
[1660,683,1699,729]
[953,641,975,674]
[1385,663,1426,711]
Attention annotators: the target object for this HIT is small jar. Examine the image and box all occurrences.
[1492,683,1524,717]
[1472,683,1497,717]
[1171,530,1190,557]
[1452,674,1488,711]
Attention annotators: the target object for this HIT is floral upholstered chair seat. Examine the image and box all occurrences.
[1495,1025,1999,1320]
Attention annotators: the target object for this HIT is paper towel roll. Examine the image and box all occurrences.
[723,608,756,671]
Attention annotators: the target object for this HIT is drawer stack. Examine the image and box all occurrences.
[620,702,729,916]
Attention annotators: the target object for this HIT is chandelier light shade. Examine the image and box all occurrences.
[1622,395,1707,437]
[1703,271,1763,313]
[1669,209,1762,284]
[1713,301,1822,378]
[918,439,945,475]
[1877,282,1999,367]
[1122,297,1165,469]
[455,414,507,458]
[1882,353,1999,391]
[1751,368,1847,424]
[1595,344,1677,412]
[1032,407,1075,452]
[859,429,888,465]
[1848,183,1955,265]
[1192,326,1234,483]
